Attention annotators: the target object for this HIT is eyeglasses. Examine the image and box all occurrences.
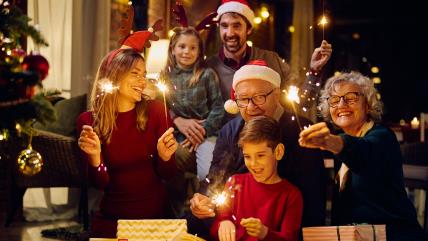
[327,92,362,108]
[235,89,275,108]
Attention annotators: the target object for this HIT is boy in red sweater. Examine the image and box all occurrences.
[210,116,303,241]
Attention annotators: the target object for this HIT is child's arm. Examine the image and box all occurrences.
[202,68,225,137]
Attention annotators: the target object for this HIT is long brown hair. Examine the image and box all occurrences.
[90,48,148,144]
[166,27,206,87]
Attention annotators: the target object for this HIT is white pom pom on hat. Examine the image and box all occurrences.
[224,59,281,114]
[217,0,255,26]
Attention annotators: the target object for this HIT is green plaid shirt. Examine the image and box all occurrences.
[167,67,225,138]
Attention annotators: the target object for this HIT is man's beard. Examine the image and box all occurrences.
[223,35,244,53]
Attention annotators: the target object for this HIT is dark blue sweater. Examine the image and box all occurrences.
[333,124,426,240]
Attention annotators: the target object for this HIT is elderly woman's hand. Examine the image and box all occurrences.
[157,127,178,161]
[299,122,344,154]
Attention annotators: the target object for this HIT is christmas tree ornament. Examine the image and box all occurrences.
[22,53,50,81]
[17,129,43,176]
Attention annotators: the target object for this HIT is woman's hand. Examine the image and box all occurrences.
[298,122,344,154]
[78,125,102,167]
[218,220,236,241]
[240,218,268,240]
[157,127,178,161]
[310,40,333,72]
[174,117,206,145]
[189,193,215,219]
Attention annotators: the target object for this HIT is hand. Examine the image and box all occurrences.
[189,193,215,219]
[240,218,268,240]
[78,125,101,166]
[157,127,178,161]
[298,122,343,154]
[174,117,206,145]
[310,40,332,72]
[219,220,236,241]
[180,139,200,152]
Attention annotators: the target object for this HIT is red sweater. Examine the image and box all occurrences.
[210,173,303,241]
[76,100,176,237]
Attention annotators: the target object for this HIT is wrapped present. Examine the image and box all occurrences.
[303,224,386,241]
[117,219,187,241]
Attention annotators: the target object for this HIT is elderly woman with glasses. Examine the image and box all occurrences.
[299,71,426,240]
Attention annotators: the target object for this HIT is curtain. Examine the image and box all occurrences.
[290,0,315,120]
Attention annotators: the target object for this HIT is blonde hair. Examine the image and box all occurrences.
[167,27,206,87]
[90,49,148,144]
[318,71,383,123]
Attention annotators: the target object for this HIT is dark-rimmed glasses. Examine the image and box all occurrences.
[327,92,362,108]
[235,89,275,108]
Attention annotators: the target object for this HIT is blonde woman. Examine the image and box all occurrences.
[77,45,178,237]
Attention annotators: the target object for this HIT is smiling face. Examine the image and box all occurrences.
[242,141,283,184]
[172,34,200,69]
[117,59,146,108]
[219,12,251,55]
[329,82,369,135]
[235,79,280,122]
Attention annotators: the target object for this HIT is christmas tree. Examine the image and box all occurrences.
[0,0,56,133]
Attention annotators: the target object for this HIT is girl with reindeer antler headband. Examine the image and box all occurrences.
[76,7,178,238]
[165,0,225,215]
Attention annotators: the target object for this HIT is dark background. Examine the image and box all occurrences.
[276,0,428,123]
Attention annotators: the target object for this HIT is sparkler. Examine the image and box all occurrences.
[93,78,119,125]
[155,72,169,128]
[284,85,303,131]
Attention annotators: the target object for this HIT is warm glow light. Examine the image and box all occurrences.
[376,93,381,100]
[99,79,118,94]
[334,71,341,76]
[156,82,168,93]
[287,85,300,104]
[261,7,270,19]
[371,66,380,73]
[146,39,170,78]
[212,192,228,207]
[288,26,295,33]
[168,30,175,37]
[373,77,381,84]
[246,40,253,47]
[319,15,328,26]
[253,17,262,25]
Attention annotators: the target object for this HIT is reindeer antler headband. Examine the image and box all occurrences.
[107,6,164,65]
[172,1,217,31]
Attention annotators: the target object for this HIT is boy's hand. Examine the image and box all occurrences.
[218,220,236,241]
[240,218,268,240]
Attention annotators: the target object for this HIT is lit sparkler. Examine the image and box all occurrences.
[285,85,303,131]
[156,79,169,128]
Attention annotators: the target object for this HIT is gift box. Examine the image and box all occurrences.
[116,219,188,241]
[302,224,386,241]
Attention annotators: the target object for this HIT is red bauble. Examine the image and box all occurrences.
[22,53,50,81]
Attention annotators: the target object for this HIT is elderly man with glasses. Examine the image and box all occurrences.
[187,60,326,239]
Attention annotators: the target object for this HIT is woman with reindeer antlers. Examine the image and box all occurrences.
[76,9,178,238]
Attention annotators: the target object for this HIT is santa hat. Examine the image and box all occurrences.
[217,0,255,26]
[224,60,280,114]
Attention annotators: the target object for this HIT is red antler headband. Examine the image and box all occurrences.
[172,1,217,31]
[107,6,163,65]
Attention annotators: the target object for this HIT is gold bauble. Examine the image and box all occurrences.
[17,145,43,176]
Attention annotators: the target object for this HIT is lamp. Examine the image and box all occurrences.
[144,39,170,99]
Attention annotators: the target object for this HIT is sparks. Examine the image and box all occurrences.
[98,79,118,94]
[212,191,228,207]
[156,82,168,93]
[286,85,300,104]
[319,15,328,26]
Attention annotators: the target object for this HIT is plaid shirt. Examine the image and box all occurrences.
[167,67,225,138]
